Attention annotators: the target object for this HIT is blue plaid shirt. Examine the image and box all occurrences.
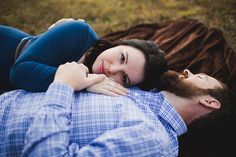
[0,83,187,157]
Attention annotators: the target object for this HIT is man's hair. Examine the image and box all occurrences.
[204,84,236,120]
[83,38,167,90]
[158,70,236,123]
[187,84,236,130]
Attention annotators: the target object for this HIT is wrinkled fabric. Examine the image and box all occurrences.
[0,83,186,157]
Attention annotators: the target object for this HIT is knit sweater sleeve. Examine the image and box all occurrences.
[10,21,98,92]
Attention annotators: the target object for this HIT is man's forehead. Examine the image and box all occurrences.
[209,75,223,88]
[204,74,223,89]
[180,71,223,90]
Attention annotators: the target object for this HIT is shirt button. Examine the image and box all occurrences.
[134,92,139,96]
[69,143,79,155]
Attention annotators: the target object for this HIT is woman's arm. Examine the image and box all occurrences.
[10,21,98,92]
[22,62,105,156]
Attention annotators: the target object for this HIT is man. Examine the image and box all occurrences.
[0,62,234,157]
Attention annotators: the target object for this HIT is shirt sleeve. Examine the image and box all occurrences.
[10,21,98,92]
[22,82,75,156]
[76,123,171,157]
[22,84,171,157]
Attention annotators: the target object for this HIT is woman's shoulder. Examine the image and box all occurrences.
[52,21,98,38]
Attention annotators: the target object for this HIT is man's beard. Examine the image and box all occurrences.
[158,70,208,98]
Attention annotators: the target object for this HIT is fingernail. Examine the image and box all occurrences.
[121,91,127,96]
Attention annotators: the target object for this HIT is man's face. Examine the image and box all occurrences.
[181,69,222,89]
[159,69,223,97]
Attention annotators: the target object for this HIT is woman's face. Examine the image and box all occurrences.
[92,45,146,87]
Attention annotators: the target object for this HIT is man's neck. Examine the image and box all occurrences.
[161,91,197,125]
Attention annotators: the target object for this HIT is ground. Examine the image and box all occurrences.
[0,0,235,51]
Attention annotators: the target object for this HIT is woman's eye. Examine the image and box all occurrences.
[121,53,125,63]
[122,75,127,85]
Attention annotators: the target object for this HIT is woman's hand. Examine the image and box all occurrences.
[48,18,85,30]
[86,75,129,96]
[54,62,105,91]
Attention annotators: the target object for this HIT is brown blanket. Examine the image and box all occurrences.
[103,19,236,94]
[103,19,236,157]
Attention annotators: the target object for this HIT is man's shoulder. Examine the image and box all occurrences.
[127,87,162,103]
[0,90,26,104]
[0,89,44,107]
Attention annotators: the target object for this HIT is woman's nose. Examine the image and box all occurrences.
[106,65,123,84]
[109,65,121,74]
[183,69,193,77]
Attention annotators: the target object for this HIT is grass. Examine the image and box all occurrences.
[0,0,235,51]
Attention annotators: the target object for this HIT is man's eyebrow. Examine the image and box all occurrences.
[199,73,208,80]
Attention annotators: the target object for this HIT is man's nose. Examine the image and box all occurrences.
[183,69,193,77]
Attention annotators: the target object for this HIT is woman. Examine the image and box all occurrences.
[0,20,167,95]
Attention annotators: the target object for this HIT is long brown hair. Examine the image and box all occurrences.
[83,38,168,90]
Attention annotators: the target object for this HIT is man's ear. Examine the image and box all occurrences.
[199,97,221,109]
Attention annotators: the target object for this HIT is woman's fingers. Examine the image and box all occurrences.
[106,79,128,95]
[98,88,119,97]
[113,83,129,94]
[86,76,129,96]
[48,18,75,29]
[87,74,106,86]
[48,18,86,30]
[77,19,85,22]
[54,62,101,91]
[56,63,129,96]
[105,83,127,96]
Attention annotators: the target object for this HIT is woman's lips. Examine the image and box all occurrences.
[99,61,105,74]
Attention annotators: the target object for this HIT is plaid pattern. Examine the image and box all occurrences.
[0,83,187,157]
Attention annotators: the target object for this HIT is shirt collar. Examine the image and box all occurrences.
[152,92,187,136]
[128,88,187,136]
